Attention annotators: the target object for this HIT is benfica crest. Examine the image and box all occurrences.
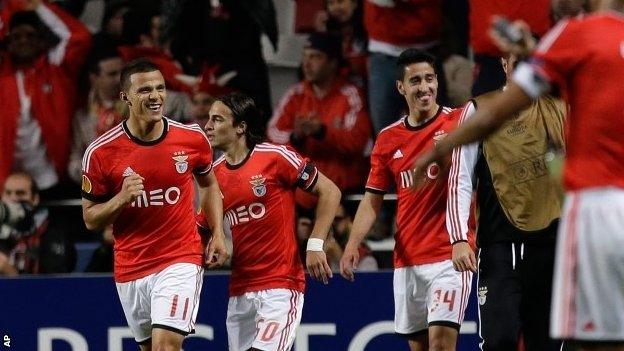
[172,151,189,174]
[249,174,267,197]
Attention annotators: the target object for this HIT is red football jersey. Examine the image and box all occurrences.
[517,14,624,191]
[81,118,213,282]
[366,106,474,268]
[197,142,318,296]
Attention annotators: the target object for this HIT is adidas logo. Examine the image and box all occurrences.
[393,149,403,159]
[122,167,135,177]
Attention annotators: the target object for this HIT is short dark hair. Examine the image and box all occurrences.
[120,58,160,92]
[87,44,121,75]
[396,49,437,81]
[6,172,39,197]
[217,93,265,148]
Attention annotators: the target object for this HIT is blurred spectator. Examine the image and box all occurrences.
[325,203,378,271]
[268,33,372,208]
[364,0,447,134]
[85,225,113,273]
[166,0,277,120]
[315,0,368,86]
[0,0,91,198]
[91,0,130,50]
[296,215,314,266]
[191,64,236,127]
[118,7,194,94]
[440,14,473,107]
[68,45,126,185]
[469,0,552,96]
[0,172,76,275]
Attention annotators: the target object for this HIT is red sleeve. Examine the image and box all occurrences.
[81,150,111,202]
[268,144,319,192]
[530,19,582,88]
[321,86,372,155]
[267,86,302,144]
[193,129,213,175]
[365,136,392,194]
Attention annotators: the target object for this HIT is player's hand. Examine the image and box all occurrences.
[339,243,360,282]
[306,250,333,285]
[119,173,144,205]
[488,17,536,59]
[452,241,477,272]
[205,232,229,269]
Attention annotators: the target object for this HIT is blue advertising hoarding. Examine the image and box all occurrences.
[0,272,479,350]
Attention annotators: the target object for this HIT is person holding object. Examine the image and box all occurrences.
[413,2,624,349]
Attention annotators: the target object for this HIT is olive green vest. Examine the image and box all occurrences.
[475,91,566,231]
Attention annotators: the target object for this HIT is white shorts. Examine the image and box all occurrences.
[551,188,624,341]
[226,289,304,351]
[115,263,204,343]
[394,260,472,335]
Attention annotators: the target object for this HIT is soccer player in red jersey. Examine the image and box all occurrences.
[340,49,474,351]
[197,92,341,351]
[81,59,229,351]
[414,2,624,349]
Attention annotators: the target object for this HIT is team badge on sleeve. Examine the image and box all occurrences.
[249,175,267,197]
[173,151,189,174]
[82,175,92,193]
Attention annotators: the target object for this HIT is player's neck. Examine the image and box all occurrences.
[126,116,164,142]
[407,103,440,126]
[224,139,251,166]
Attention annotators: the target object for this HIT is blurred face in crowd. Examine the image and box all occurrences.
[204,101,245,150]
[297,216,313,242]
[7,24,45,64]
[92,57,124,101]
[2,174,39,207]
[121,70,166,123]
[192,92,216,128]
[106,6,129,37]
[151,15,162,45]
[332,204,351,242]
[302,48,337,85]
[397,61,438,116]
[327,0,357,23]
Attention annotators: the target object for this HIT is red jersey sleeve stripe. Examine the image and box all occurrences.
[82,127,124,173]
[447,104,472,243]
[535,19,570,54]
[255,144,302,169]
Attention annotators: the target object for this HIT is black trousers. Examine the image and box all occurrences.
[477,240,562,351]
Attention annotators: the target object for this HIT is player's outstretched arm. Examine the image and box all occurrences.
[82,173,144,231]
[196,171,229,268]
[306,172,341,285]
[413,82,533,188]
[340,192,383,282]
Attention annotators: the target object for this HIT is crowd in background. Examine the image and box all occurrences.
[0,0,580,275]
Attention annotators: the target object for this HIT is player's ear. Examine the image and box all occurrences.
[237,121,247,135]
[120,92,131,106]
[396,80,406,96]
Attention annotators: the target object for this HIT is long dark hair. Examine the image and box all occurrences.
[218,92,265,149]
[325,0,367,49]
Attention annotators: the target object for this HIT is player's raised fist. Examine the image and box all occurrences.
[119,173,144,204]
